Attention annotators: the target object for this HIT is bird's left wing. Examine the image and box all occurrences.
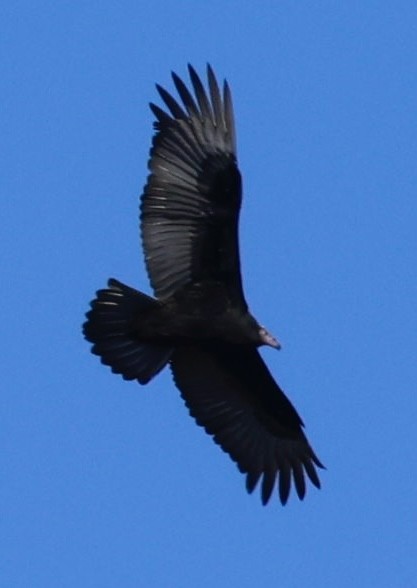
[170,345,324,505]
[140,65,245,304]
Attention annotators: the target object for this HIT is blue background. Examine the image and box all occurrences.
[3,2,416,586]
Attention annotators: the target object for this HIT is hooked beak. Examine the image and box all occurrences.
[259,327,281,350]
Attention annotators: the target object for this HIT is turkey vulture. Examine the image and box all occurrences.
[83,65,324,505]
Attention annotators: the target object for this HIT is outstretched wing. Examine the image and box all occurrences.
[171,345,324,505]
[140,64,245,304]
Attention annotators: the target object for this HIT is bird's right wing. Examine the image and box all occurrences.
[170,345,324,505]
[140,65,245,305]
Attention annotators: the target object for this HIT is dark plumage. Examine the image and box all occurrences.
[83,65,324,505]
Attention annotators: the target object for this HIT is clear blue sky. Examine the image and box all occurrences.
[3,2,416,586]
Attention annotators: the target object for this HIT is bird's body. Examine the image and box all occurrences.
[133,281,264,345]
[83,65,324,505]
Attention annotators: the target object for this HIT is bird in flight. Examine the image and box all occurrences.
[83,65,324,505]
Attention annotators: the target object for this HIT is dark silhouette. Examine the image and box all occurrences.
[83,65,324,505]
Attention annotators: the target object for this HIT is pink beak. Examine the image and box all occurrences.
[259,327,281,350]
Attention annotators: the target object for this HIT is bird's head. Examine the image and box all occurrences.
[259,326,281,350]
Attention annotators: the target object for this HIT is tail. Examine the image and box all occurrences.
[83,278,173,384]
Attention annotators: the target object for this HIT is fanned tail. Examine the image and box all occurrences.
[83,278,173,384]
